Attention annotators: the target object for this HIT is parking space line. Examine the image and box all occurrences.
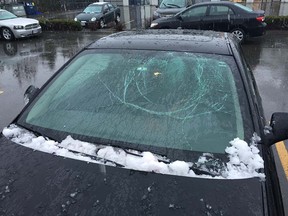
[0,90,4,95]
[275,141,288,180]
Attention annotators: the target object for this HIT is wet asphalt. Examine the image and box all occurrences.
[0,30,287,214]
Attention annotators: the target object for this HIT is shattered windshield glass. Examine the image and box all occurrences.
[18,49,251,154]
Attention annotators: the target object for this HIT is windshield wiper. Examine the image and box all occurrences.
[63,147,125,168]
[123,148,171,163]
[190,165,218,177]
[124,148,219,177]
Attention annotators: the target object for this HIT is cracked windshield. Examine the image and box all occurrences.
[18,50,248,154]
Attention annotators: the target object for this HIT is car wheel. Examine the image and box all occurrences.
[231,28,245,42]
[99,19,105,29]
[1,27,15,41]
[115,14,120,24]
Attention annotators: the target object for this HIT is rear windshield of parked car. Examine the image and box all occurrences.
[18,49,253,154]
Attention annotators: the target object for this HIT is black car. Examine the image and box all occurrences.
[74,2,120,28]
[0,30,286,215]
[150,2,266,41]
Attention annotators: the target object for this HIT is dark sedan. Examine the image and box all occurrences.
[74,2,120,29]
[150,2,266,41]
[0,30,286,215]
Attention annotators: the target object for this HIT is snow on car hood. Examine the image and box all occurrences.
[2,124,265,180]
[0,17,39,26]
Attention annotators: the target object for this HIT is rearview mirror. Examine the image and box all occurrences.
[263,112,288,146]
[24,85,40,105]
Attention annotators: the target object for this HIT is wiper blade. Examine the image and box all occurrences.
[65,147,125,168]
[124,148,219,177]
[190,165,218,177]
[123,148,170,163]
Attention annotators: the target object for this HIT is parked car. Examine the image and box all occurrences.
[153,0,193,20]
[150,2,266,42]
[0,9,41,41]
[74,2,120,29]
[0,29,286,215]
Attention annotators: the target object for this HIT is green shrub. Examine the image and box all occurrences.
[265,16,288,30]
[38,18,82,31]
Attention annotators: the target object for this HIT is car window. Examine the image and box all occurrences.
[209,5,234,16]
[108,3,115,10]
[103,4,109,12]
[181,6,207,18]
[159,0,187,9]
[83,5,102,13]
[0,10,17,20]
[18,50,252,154]
[234,3,253,12]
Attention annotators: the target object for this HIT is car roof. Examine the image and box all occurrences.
[193,1,237,6]
[87,29,234,55]
[90,2,108,5]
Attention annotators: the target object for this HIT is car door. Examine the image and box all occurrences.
[107,3,117,21]
[178,5,208,30]
[202,5,234,32]
[103,4,113,23]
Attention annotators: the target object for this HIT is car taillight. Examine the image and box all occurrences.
[256,16,265,22]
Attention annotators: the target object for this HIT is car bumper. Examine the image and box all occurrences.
[247,22,267,37]
[13,26,42,39]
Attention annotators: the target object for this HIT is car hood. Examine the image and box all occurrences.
[0,17,38,26]
[0,134,265,215]
[75,12,102,20]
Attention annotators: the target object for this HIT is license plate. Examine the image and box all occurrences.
[32,29,40,34]
[81,21,86,26]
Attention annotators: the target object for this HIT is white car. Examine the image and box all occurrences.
[0,9,41,41]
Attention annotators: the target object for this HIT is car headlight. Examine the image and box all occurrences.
[91,17,97,22]
[74,17,78,22]
[13,25,24,30]
[150,23,159,28]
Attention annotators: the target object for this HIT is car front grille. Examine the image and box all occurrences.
[25,23,39,30]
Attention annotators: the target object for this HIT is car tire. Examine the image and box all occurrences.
[1,27,15,41]
[115,14,120,24]
[99,19,105,29]
[231,28,245,42]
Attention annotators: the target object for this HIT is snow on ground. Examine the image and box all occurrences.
[2,124,265,180]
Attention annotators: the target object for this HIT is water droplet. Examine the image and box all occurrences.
[93,200,100,207]
[5,186,10,193]
[141,194,147,200]
[70,192,77,198]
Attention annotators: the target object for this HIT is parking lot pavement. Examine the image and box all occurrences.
[243,31,288,215]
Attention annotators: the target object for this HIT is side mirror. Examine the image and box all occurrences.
[103,9,108,14]
[24,85,40,105]
[263,112,288,146]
